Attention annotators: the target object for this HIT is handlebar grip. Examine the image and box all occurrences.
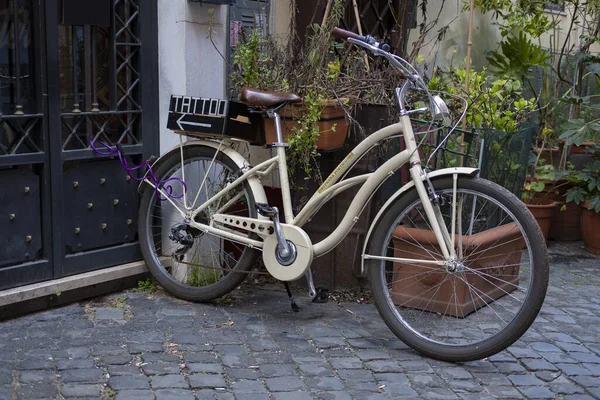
[332,27,362,41]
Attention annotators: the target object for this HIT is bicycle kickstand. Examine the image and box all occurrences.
[283,282,300,312]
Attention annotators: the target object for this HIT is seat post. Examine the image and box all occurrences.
[267,108,295,224]
[273,111,285,145]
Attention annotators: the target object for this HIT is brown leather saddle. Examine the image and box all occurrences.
[239,87,302,108]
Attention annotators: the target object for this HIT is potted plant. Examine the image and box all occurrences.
[230,0,353,178]
[565,144,600,254]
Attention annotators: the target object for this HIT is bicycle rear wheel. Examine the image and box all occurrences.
[366,176,548,361]
[138,145,260,302]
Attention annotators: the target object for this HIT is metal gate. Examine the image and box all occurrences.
[0,0,158,290]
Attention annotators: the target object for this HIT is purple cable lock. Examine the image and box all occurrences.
[90,140,187,201]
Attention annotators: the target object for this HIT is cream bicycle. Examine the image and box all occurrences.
[138,28,549,361]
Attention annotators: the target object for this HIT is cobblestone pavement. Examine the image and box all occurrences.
[1,242,600,400]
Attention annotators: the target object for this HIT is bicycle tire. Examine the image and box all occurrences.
[138,145,260,302]
[366,176,548,361]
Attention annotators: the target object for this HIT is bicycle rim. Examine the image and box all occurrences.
[142,150,257,296]
[368,178,546,357]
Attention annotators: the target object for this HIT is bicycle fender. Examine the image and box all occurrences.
[137,140,268,207]
[360,167,479,276]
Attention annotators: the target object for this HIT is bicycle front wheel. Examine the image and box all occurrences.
[366,176,548,361]
[138,145,260,302]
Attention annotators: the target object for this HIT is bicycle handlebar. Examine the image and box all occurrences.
[331,27,363,42]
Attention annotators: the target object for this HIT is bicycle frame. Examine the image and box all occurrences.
[148,111,455,261]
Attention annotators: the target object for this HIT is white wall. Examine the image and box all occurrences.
[157,1,228,154]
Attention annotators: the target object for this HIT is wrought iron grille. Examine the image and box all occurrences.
[59,0,142,153]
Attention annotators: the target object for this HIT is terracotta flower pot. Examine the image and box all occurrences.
[581,201,600,255]
[541,180,582,241]
[525,200,559,241]
[391,223,524,318]
[262,100,349,150]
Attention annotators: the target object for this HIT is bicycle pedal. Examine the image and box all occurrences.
[312,287,329,303]
[256,203,277,218]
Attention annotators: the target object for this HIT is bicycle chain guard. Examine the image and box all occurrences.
[211,214,313,281]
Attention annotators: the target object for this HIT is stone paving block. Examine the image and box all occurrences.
[220,354,256,368]
[54,347,90,359]
[115,389,155,400]
[226,367,260,380]
[265,376,305,391]
[127,343,163,354]
[416,387,458,399]
[102,354,131,365]
[254,351,295,364]
[535,371,563,382]
[142,363,180,375]
[108,365,142,376]
[234,393,269,400]
[150,374,189,389]
[19,359,54,370]
[142,353,181,363]
[507,373,546,386]
[188,373,227,389]
[437,367,473,380]
[507,347,544,359]
[555,363,596,376]
[187,363,223,374]
[0,373,9,386]
[587,387,600,398]
[95,308,125,320]
[448,379,485,393]
[472,373,513,386]
[494,362,527,373]
[260,364,296,377]
[336,369,374,382]
[19,370,55,383]
[353,350,390,361]
[521,358,559,371]
[17,383,57,399]
[518,386,556,398]
[570,352,600,363]
[365,360,402,373]
[57,358,95,370]
[549,383,586,395]
[571,375,600,386]
[373,372,409,385]
[343,381,381,392]
[183,351,217,363]
[230,379,267,393]
[154,388,195,400]
[483,385,522,399]
[297,363,335,376]
[316,391,354,400]
[542,352,578,364]
[61,368,104,383]
[328,357,363,370]
[304,376,344,391]
[60,383,102,397]
[271,391,315,400]
[407,373,446,388]
[382,383,419,398]
[0,386,10,400]
[108,375,151,390]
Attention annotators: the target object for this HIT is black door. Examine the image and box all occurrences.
[0,0,158,290]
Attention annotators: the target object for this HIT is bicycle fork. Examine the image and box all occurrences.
[409,163,454,260]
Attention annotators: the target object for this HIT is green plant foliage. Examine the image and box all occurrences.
[565,145,600,213]
[429,66,535,132]
[486,32,551,80]
[136,278,158,293]
[559,118,600,146]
